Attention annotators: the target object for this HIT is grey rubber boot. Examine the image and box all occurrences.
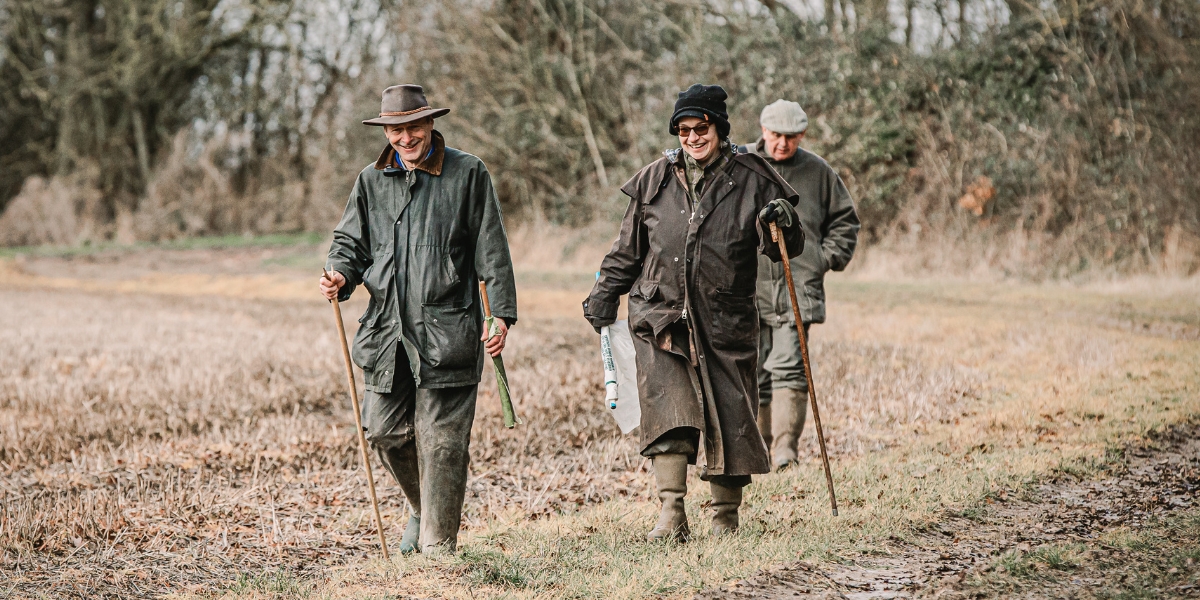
[646,453,690,543]
[378,443,422,553]
[418,442,471,556]
[770,387,808,470]
[710,481,743,535]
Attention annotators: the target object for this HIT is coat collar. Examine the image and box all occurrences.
[374,130,446,175]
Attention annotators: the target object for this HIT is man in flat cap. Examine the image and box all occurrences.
[319,84,517,555]
[746,99,859,470]
[585,84,803,542]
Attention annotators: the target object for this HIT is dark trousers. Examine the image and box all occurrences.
[758,321,810,405]
[360,345,477,553]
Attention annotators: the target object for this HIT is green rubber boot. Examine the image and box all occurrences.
[646,453,690,543]
[399,515,421,554]
[710,481,742,535]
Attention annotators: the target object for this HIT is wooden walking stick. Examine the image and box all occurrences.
[767,223,839,516]
[323,270,390,558]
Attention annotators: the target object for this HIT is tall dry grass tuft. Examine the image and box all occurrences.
[134,132,349,242]
[0,166,104,247]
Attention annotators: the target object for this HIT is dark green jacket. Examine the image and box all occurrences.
[747,140,859,325]
[326,131,517,392]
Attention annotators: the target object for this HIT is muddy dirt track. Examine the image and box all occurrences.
[696,424,1200,599]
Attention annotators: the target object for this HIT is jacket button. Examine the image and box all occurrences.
[674,257,679,262]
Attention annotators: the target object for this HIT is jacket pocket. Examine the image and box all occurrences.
[421,303,480,368]
[358,297,383,326]
[629,279,660,301]
[708,289,757,351]
[351,321,389,371]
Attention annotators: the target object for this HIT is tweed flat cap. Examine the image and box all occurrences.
[759,99,808,135]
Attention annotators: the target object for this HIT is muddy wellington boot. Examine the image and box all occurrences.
[709,481,742,535]
[379,443,423,554]
[647,453,690,543]
[770,387,808,470]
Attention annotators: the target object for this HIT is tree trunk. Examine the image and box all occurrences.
[906,0,915,47]
[958,0,968,44]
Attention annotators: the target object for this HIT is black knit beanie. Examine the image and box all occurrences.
[669,84,731,139]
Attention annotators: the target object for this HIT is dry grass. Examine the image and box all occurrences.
[0,240,1197,598]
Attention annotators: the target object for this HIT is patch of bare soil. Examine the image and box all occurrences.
[696,423,1200,599]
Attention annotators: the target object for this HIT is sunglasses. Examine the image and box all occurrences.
[677,123,712,137]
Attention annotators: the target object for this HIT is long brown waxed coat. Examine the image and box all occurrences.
[584,148,803,477]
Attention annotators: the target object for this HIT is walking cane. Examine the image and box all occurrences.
[323,270,390,558]
[767,223,839,516]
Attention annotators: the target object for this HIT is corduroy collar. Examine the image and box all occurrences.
[374,130,446,175]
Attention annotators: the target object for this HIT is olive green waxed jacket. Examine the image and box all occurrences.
[326,131,517,393]
[746,140,859,325]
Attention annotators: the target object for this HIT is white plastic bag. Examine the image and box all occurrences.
[599,320,640,434]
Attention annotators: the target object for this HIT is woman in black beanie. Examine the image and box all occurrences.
[584,84,804,542]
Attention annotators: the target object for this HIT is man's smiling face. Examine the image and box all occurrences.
[384,117,434,166]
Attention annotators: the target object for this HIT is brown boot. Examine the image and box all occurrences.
[647,453,689,543]
[710,481,742,535]
[770,387,808,470]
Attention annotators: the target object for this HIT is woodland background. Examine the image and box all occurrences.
[1,0,1198,278]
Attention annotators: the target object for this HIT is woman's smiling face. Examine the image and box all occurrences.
[676,116,719,163]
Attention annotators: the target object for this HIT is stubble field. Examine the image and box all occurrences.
[1,235,1198,599]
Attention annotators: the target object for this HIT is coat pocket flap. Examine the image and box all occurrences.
[358,299,384,327]
[632,279,660,300]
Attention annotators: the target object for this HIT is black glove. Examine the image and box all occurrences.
[758,198,796,229]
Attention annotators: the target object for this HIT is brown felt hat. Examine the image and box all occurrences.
[362,84,450,126]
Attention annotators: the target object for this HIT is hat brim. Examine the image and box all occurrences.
[669,109,710,132]
[669,108,728,135]
[362,107,450,126]
[762,125,808,136]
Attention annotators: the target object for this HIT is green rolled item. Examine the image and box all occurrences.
[486,315,521,428]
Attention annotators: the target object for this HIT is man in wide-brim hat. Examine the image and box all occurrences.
[319,84,518,555]
[584,84,804,542]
